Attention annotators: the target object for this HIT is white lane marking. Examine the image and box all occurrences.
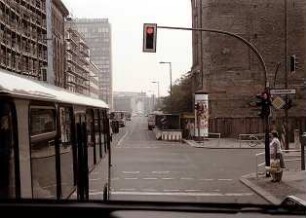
[119,188,136,191]
[152,171,170,174]
[117,130,129,146]
[89,189,99,192]
[122,171,140,174]
[218,179,233,181]
[142,189,157,192]
[161,178,174,180]
[89,178,101,181]
[185,190,200,192]
[112,177,119,181]
[124,177,138,180]
[225,193,254,196]
[111,191,254,197]
[89,192,103,196]
[143,177,158,180]
[199,178,214,181]
[180,177,194,180]
[163,189,180,192]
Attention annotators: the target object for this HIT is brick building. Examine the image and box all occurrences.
[0,0,48,79]
[191,0,306,137]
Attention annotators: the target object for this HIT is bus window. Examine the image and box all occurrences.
[86,109,95,169]
[59,107,74,198]
[0,102,16,199]
[94,109,100,162]
[30,107,57,199]
[30,108,55,136]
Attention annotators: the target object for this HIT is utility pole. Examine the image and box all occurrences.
[159,61,172,95]
[284,0,289,150]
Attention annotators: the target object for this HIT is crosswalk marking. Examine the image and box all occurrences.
[111,191,254,197]
[112,177,233,181]
[152,171,169,174]
[122,171,140,174]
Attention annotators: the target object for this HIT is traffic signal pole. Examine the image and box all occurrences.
[156,24,271,172]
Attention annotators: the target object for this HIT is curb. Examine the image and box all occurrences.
[239,173,281,205]
[183,139,265,149]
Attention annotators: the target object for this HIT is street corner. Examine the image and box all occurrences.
[239,173,281,205]
[182,139,197,147]
[182,139,208,148]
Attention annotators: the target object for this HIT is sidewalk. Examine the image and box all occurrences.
[183,138,265,149]
[240,171,306,206]
[183,138,300,149]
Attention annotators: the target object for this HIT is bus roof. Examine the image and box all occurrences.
[0,70,109,109]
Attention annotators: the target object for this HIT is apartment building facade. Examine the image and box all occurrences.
[0,0,48,79]
[73,18,113,108]
[88,60,99,99]
[65,20,90,95]
[46,0,68,87]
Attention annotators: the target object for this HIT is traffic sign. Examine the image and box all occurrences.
[270,89,296,95]
[272,96,286,109]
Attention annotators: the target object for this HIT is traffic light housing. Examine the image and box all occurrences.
[143,23,157,53]
[195,102,199,111]
[290,55,298,73]
[282,98,293,110]
[251,92,271,119]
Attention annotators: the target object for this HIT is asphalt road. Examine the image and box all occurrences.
[110,116,267,204]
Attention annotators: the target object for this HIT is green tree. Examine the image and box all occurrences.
[161,71,193,114]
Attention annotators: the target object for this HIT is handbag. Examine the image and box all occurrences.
[270,159,281,173]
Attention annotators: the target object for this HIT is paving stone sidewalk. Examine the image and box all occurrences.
[240,171,306,206]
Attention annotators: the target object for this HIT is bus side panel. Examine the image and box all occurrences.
[14,99,32,198]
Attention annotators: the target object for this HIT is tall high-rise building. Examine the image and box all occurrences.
[73,18,113,108]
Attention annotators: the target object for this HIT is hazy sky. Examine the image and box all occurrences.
[62,0,192,96]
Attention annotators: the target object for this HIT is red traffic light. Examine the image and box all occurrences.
[143,23,157,53]
[146,27,154,34]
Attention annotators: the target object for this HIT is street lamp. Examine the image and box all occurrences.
[152,81,160,106]
[147,90,155,112]
[159,61,172,95]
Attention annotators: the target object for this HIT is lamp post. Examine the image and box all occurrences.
[159,61,172,95]
[152,81,160,106]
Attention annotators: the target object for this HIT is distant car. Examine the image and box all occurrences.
[147,114,155,130]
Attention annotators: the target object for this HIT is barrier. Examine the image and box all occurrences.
[161,130,182,141]
[153,128,182,141]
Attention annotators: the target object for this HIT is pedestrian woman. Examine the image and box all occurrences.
[269,131,285,182]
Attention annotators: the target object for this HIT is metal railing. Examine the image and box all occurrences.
[238,133,265,148]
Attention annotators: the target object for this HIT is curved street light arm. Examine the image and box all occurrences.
[158,25,268,88]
